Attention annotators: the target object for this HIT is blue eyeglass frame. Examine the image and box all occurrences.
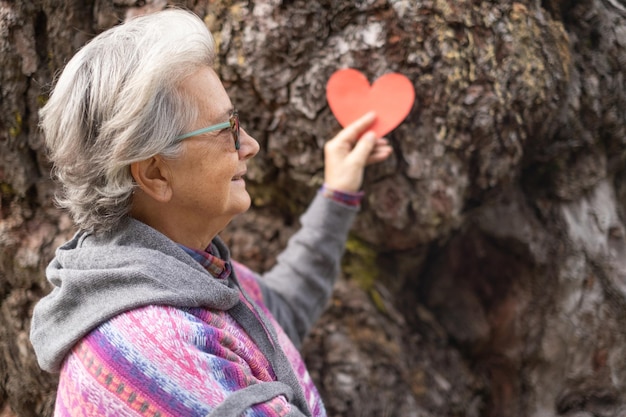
[175,110,240,150]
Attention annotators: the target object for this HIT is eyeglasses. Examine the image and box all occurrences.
[175,110,240,150]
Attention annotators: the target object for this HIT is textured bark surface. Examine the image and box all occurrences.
[1,0,626,416]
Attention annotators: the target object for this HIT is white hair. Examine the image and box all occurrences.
[40,9,215,233]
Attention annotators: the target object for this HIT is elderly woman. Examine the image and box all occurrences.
[30,9,392,417]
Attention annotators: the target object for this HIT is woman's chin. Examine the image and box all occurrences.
[230,192,252,215]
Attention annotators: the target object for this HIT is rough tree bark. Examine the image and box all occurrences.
[1,0,625,416]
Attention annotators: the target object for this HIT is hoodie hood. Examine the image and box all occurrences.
[30,218,241,373]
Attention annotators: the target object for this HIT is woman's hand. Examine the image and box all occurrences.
[324,112,393,193]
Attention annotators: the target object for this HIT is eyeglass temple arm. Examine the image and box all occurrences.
[175,121,231,141]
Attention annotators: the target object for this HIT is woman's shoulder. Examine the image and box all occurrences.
[99,304,232,339]
[69,304,257,374]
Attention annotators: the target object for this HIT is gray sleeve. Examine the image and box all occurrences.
[258,192,359,347]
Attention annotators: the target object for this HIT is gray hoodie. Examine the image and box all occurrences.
[30,193,358,417]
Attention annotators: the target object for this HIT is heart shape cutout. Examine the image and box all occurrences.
[326,68,415,137]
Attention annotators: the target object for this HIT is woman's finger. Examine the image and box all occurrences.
[349,131,377,165]
[365,145,393,165]
[332,112,377,146]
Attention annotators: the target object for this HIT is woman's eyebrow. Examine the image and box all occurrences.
[204,108,233,129]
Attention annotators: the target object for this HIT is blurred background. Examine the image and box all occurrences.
[1,0,626,416]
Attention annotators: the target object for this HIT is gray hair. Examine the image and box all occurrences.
[40,9,215,233]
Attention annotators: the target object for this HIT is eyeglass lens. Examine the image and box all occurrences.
[231,111,240,150]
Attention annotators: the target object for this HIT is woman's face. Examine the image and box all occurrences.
[164,66,259,244]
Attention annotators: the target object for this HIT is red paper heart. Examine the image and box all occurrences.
[326,68,415,137]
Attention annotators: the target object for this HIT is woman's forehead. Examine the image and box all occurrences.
[181,67,232,117]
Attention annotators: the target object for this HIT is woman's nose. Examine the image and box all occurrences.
[238,128,260,160]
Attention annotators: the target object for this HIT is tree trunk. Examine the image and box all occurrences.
[2,0,625,416]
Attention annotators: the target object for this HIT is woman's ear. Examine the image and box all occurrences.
[130,156,173,203]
